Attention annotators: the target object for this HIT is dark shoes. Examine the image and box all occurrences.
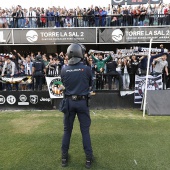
[85,155,94,169]
[61,153,68,167]
[85,160,92,169]
[61,153,94,168]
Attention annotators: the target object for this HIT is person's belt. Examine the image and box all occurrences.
[65,95,87,100]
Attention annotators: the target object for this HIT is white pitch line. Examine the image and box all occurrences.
[134,159,137,165]
[92,111,96,114]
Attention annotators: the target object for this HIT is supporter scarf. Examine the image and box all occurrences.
[0,76,32,84]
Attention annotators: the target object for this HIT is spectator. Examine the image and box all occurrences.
[19,64,26,76]
[94,6,100,27]
[40,10,46,27]
[127,55,140,90]
[102,7,108,26]
[3,9,9,28]
[47,8,55,27]
[91,53,111,89]
[115,58,123,90]
[42,54,49,67]
[82,8,88,27]
[62,59,68,68]
[27,7,37,28]
[59,8,65,27]
[11,51,19,73]
[122,6,130,26]
[157,4,164,25]
[122,58,130,90]
[139,6,147,26]
[65,10,73,27]
[106,57,118,90]
[16,5,24,28]
[11,8,17,28]
[87,5,94,27]
[58,52,65,66]
[0,11,4,28]
[53,57,62,76]
[77,8,83,27]
[18,64,26,90]
[111,10,118,26]
[1,55,18,90]
[91,53,111,74]
[36,7,41,28]
[117,5,123,26]
[132,6,141,26]
[164,3,170,25]
[23,8,28,27]
[147,4,155,26]
[106,4,112,26]
[54,8,60,27]
[46,58,55,77]
[153,54,169,76]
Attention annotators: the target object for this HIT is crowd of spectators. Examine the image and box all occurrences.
[0,3,170,28]
[0,45,170,91]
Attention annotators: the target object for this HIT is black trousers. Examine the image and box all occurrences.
[158,17,164,25]
[129,73,135,90]
[149,17,154,26]
[96,74,104,90]
[62,99,93,157]
[34,76,43,91]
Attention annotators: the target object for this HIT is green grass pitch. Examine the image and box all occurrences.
[1,109,170,170]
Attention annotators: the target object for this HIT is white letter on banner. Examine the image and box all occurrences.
[0,31,6,42]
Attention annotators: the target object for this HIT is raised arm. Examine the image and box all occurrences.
[91,54,99,63]
[17,52,26,62]
[103,54,111,63]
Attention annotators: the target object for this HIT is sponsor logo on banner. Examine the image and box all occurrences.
[125,28,170,42]
[26,30,38,43]
[46,77,64,98]
[30,95,38,104]
[18,94,29,105]
[0,95,5,104]
[112,0,125,4]
[40,97,51,102]
[112,29,123,42]
[113,0,123,3]
[6,95,16,105]
[20,94,27,102]
[99,27,170,43]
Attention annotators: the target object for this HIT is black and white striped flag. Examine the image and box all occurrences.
[134,74,162,104]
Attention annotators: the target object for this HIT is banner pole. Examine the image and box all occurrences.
[143,38,153,117]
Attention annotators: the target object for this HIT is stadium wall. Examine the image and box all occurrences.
[53,92,139,110]
[0,91,139,110]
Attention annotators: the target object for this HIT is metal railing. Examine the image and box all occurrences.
[0,14,170,28]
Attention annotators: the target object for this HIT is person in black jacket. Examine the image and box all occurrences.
[60,43,94,169]
[127,55,139,90]
[32,55,46,90]
[106,57,118,90]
